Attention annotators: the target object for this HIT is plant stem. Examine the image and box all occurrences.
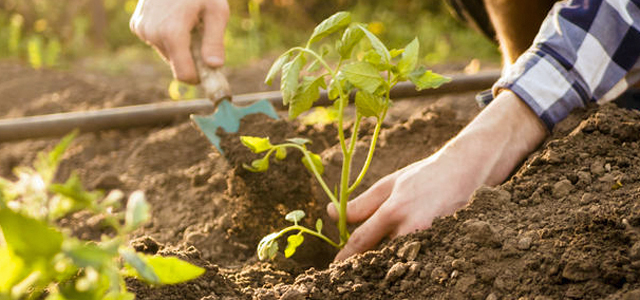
[277,225,340,248]
[348,110,386,194]
[289,47,335,77]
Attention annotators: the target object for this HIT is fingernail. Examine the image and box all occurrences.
[205,56,224,67]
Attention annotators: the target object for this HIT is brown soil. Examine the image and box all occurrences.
[2,62,640,299]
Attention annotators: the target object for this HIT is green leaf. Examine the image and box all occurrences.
[240,136,273,153]
[327,73,348,100]
[284,234,304,258]
[63,239,117,269]
[125,191,149,231]
[286,138,311,145]
[0,247,26,292]
[341,62,384,94]
[362,49,382,66]
[257,233,279,260]
[140,255,205,284]
[338,25,364,58]
[243,156,270,172]
[357,25,390,64]
[308,11,351,45]
[265,53,291,85]
[408,67,451,90]
[355,90,385,118]
[121,250,160,284]
[285,210,305,223]
[302,152,324,175]
[301,106,340,125]
[49,173,102,218]
[315,219,323,233]
[389,48,404,58]
[281,54,305,106]
[398,38,419,76]
[275,147,287,160]
[289,76,325,119]
[0,209,63,259]
[34,130,77,183]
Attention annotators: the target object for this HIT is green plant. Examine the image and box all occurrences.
[0,132,204,299]
[240,11,450,260]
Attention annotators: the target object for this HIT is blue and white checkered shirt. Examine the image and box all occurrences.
[491,0,640,130]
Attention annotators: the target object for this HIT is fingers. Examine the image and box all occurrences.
[327,172,398,223]
[161,24,199,84]
[334,209,395,261]
[201,0,229,67]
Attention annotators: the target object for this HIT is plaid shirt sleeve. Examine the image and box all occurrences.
[492,0,640,130]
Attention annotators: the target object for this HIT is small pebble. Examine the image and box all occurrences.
[385,262,408,282]
[552,179,573,199]
[397,241,421,261]
[517,237,532,250]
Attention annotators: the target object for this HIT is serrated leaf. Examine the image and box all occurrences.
[338,25,364,58]
[341,62,384,94]
[285,210,305,223]
[355,90,385,118]
[284,234,304,258]
[243,156,270,172]
[275,147,287,160]
[265,53,291,85]
[0,209,63,259]
[281,54,305,105]
[240,136,273,153]
[308,11,351,45]
[302,152,324,175]
[398,38,419,76]
[125,191,149,231]
[289,76,325,119]
[357,25,390,64]
[315,219,323,233]
[408,67,451,90]
[286,138,311,145]
[141,255,205,284]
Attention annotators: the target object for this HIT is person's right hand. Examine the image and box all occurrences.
[130,0,229,84]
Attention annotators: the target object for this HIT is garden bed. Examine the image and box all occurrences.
[2,62,640,299]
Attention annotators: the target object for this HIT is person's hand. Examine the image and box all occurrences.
[130,0,229,84]
[329,90,548,260]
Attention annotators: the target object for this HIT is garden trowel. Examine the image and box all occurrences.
[188,31,279,154]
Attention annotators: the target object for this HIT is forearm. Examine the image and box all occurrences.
[436,90,547,191]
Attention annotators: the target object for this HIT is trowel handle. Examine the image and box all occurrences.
[190,29,232,108]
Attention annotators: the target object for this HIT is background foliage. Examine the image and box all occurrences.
[0,0,499,71]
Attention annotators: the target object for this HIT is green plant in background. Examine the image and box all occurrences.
[240,11,450,260]
[0,132,204,299]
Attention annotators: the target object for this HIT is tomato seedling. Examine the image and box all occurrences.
[0,132,204,299]
[241,11,450,260]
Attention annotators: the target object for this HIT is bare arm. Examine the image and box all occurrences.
[329,90,548,260]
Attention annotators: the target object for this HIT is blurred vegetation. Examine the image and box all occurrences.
[0,0,499,73]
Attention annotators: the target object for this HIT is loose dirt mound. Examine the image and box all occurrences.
[3,62,640,299]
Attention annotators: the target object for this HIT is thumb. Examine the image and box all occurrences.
[326,172,397,223]
[201,0,229,67]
